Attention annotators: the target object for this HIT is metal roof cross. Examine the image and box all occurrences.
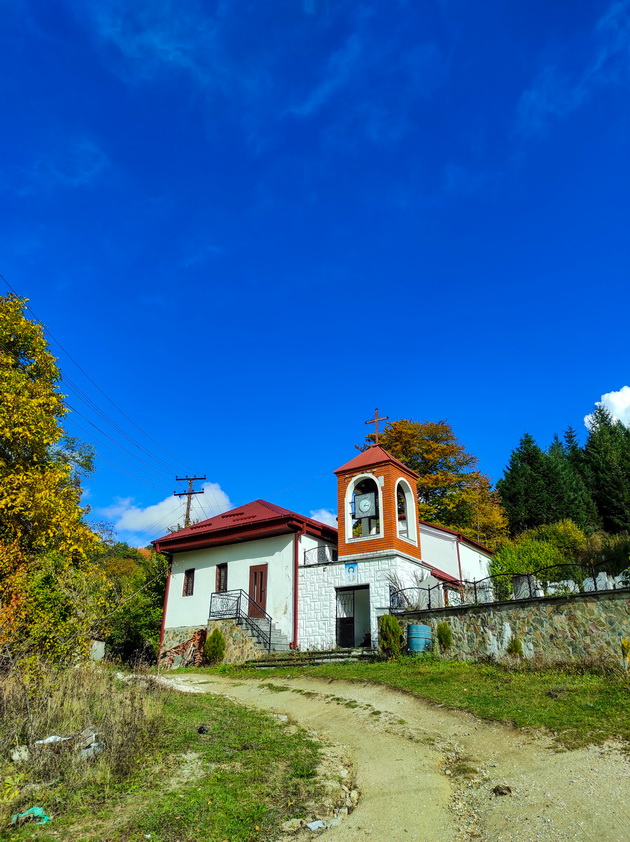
[365,408,389,445]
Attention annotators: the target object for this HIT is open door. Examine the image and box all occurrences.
[248,564,268,618]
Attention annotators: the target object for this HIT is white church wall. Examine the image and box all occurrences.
[164,534,295,639]
[459,543,492,581]
[418,526,460,578]
[297,554,430,651]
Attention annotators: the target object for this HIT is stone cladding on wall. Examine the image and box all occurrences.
[161,625,203,653]
[206,619,266,664]
[398,589,630,662]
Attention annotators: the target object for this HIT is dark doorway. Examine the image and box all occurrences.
[336,586,370,647]
[248,564,268,617]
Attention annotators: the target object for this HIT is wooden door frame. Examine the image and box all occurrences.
[248,563,268,617]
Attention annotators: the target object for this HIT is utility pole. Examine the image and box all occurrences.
[174,475,206,528]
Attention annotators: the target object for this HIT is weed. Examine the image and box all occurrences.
[436,622,453,653]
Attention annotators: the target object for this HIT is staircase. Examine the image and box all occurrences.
[245,648,376,668]
[247,618,291,653]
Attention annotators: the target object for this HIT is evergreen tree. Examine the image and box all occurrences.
[496,434,550,535]
[545,435,599,531]
[584,405,630,533]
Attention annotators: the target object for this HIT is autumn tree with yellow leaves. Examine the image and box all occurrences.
[0,294,101,664]
[365,418,508,548]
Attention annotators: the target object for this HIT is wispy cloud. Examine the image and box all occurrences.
[290,33,363,117]
[309,508,337,527]
[516,0,630,136]
[97,481,232,545]
[585,386,630,428]
[20,138,108,193]
[78,2,448,149]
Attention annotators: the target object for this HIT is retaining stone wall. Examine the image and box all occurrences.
[206,619,264,664]
[399,589,630,662]
[161,625,202,652]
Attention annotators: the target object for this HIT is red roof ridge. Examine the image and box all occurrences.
[334,445,419,477]
[153,498,337,550]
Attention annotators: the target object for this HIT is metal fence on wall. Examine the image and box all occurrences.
[389,560,630,613]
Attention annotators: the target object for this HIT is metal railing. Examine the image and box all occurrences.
[209,589,273,651]
[303,546,338,565]
[390,561,630,613]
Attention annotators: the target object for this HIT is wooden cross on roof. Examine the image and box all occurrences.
[365,408,389,445]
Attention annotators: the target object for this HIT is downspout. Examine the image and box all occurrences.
[455,536,463,582]
[157,553,173,664]
[291,524,307,650]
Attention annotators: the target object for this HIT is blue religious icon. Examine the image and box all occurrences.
[345,562,358,583]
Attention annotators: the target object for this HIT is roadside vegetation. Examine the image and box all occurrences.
[1,666,322,841]
[211,656,630,751]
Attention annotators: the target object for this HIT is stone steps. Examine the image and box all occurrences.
[245,648,377,668]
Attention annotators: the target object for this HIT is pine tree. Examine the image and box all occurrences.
[584,405,630,533]
[496,434,550,535]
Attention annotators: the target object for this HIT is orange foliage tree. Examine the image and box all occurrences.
[366,419,508,548]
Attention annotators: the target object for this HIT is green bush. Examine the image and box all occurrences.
[204,628,226,664]
[378,615,404,659]
[506,636,524,658]
[436,621,453,653]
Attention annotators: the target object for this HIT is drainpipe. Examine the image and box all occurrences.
[291,524,307,650]
[455,536,463,582]
[157,554,173,663]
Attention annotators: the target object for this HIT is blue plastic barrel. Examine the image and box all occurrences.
[408,624,432,653]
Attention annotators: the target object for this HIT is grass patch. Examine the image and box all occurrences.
[211,657,630,750]
[1,667,322,841]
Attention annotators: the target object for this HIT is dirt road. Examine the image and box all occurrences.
[161,673,630,842]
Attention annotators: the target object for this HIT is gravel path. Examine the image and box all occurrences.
[160,673,630,841]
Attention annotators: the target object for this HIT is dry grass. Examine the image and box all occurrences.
[0,664,162,825]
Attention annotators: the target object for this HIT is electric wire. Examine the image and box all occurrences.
[1,275,193,474]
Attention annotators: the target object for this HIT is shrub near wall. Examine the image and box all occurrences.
[399,589,630,663]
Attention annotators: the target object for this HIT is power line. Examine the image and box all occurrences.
[1,276,193,473]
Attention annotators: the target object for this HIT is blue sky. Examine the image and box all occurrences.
[2,0,629,545]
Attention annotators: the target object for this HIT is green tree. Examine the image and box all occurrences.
[584,405,630,533]
[496,434,550,535]
[366,419,508,547]
[0,294,96,557]
[0,294,98,663]
[91,541,169,663]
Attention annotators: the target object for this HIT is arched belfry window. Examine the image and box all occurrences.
[396,479,417,543]
[351,477,380,538]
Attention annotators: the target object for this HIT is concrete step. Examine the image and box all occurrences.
[245,648,377,668]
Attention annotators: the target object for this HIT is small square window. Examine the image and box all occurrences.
[182,568,195,597]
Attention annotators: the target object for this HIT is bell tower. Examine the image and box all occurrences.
[334,442,422,561]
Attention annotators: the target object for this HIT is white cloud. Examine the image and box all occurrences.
[309,508,338,527]
[585,386,630,428]
[97,481,232,543]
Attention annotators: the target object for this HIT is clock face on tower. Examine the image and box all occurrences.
[354,492,376,518]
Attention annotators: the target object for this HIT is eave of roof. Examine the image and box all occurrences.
[419,520,494,555]
[430,566,461,584]
[152,499,337,555]
[334,445,419,477]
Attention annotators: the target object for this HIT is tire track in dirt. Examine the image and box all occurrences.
[161,674,630,842]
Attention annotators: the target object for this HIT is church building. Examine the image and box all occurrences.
[155,434,493,660]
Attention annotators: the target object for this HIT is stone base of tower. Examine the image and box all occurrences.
[297,550,433,652]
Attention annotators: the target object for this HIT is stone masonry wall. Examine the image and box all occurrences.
[161,625,202,652]
[206,619,265,664]
[398,589,630,662]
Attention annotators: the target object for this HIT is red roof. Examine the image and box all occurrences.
[430,566,461,584]
[153,499,337,555]
[334,445,419,477]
